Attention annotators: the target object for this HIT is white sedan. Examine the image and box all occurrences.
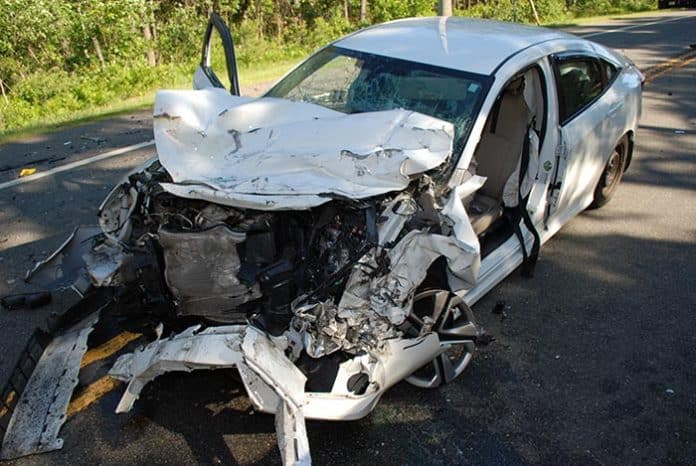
[5,15,642,466]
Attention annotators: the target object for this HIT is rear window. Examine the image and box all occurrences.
[556,58,604,124]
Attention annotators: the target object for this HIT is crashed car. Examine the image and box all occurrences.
[1,15,642,465]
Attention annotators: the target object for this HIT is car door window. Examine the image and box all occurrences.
[556,57,604,124]
[194,13,240,94]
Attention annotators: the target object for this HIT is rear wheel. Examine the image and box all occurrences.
[589,136,628,209]
[404,290,479,388]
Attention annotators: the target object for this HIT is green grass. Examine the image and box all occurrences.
[544,8,662,28]
[0,7,666,144]
[0,94,154,144]
[239,58,301,86]
[0,58,300,144]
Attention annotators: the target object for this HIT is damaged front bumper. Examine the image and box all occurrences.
[109,323,443,465]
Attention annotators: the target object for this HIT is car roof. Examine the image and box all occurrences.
[334,17,577,76]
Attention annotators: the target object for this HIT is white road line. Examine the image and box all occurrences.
[579,14,694,38]
[0,139,154,191]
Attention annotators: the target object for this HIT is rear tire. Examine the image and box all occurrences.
[589,136,628,209]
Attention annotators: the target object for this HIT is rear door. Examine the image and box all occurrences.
[193,13,240,95]
[546,53,620,224]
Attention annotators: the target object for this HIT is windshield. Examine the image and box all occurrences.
[266,46,489,160]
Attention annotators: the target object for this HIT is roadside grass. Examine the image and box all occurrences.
[0,95,154,144]
[0,58,299,144]
[544,7,667,28]
[0,8,667,144]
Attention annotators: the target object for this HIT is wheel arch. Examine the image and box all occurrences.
[623,130,634,172]
[416,256,453,294]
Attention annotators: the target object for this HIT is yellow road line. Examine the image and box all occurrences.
[80,331,142,368]
[644,48,696,83]
[58,331,142,418]
[0,390,16,417]
[66,376,122,417]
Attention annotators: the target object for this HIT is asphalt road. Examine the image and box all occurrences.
[1,9,695,466]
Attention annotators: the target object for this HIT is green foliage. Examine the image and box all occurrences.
[369,0,436,22]
[566,0,656,16]
[0,0,657,134]
[459,0,655,22]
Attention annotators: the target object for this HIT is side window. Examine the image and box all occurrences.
[555,57,604,124]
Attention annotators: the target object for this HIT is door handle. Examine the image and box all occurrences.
[608,103,622,116]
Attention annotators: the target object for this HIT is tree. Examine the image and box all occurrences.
[438,0,453,15]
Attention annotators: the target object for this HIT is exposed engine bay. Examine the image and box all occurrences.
[92,155,483,360]
[4,90,491,465]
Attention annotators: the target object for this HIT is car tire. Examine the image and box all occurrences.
[589,136,628,209]
[403,290,477,388]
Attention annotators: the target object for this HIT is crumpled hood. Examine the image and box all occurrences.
[153,88,454,210]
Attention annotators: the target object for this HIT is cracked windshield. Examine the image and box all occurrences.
[267,47,487,154]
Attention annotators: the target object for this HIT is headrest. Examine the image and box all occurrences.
[504,76,525,97]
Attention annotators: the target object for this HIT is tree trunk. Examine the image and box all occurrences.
[0,78,8,103]
[360,0,367,22]
[142,23,156,66]
[344,0,350,21]
[27,46,40,64]
[529,0,541,25]
[92,36,106,68]
[438,0,453,16]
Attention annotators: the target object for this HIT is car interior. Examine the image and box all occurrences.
[466,66,547,255]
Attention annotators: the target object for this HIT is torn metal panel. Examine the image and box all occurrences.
[110,324,313,465]
[240,328,307,410]
[295,297,400,358]
[108,322,447,465]
[153,89,453,210]
[82,241,131,287]
[376,193,418,246]
[337,229,479,329]
[298,334,442,421]
[241,329,310,466]
[158,183,329,211]
[441,178,483,291]
[109,325,246,413]
[1,312,99,460]
[275,400,311,466]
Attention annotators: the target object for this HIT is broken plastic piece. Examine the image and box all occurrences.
[25,226,101,295]
[0,312,99,460]
[109,325,246,413]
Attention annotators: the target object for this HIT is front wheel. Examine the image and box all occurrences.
[589,136,628,209]
[404,290,479,388]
